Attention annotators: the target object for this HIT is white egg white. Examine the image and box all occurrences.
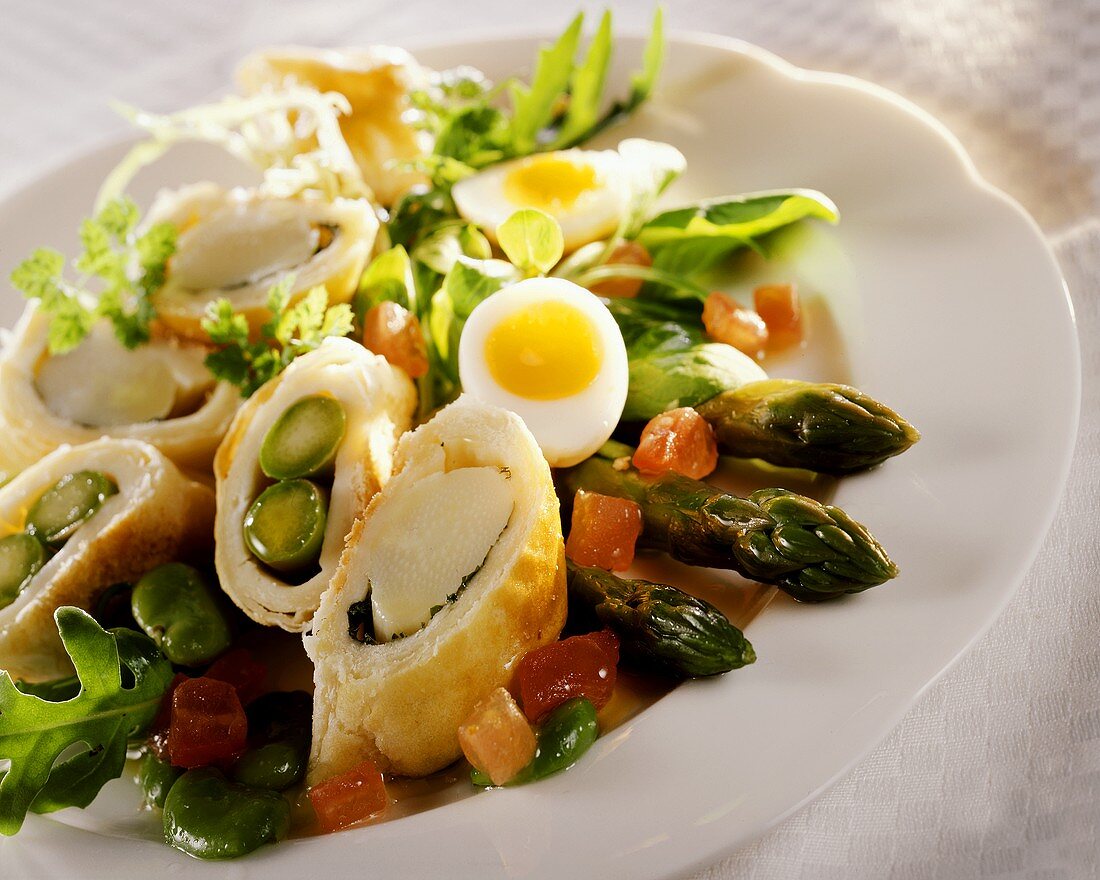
[458,277,628,468]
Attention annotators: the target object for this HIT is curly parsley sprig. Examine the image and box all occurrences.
[9,197,176,354]
[201,277,355,397]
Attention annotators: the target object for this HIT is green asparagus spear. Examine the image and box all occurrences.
[695,379,920,475]
[561,453,898,601]
[566,561,755,676]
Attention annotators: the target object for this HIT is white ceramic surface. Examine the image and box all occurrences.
[0,32,1079,880]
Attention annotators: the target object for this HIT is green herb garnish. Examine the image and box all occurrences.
[201,278,354,397]
[10,197,176,354]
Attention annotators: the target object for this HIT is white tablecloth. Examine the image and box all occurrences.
[1,0,1096,876]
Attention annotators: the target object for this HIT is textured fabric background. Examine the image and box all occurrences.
[0,0,1096,876]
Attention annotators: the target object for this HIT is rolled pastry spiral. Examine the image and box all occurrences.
[305,395,567,781]
[0,438,215,681]
[214,337,416,632]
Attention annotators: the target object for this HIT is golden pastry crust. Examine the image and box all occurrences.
[214,338,415,632]
[146,183,377,342]
[0,439,215,681]
[236,46,432,207]
[305,395,567,781]
[0,307,240,475]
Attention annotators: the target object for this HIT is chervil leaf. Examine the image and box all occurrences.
[202,282,355,397]
[0,608,172,835]
[9,198,175,353]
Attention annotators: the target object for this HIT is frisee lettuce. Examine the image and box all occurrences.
[9,197,176,354]
[97,84,368,210]
[0,608,173,835]
[201,278,355,397]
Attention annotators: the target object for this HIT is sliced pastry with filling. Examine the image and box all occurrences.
[214,337,416,632]
[0,438,215,681]
[305,394,567,781]
[145,182,378,341]
[0,310,240,475]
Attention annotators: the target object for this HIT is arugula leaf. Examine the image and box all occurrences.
[636,190,839,274]
[509,14,584,156]
[414,9,665,175]
[9,198,177,355]
[552,11,613,149]
[201,279,354,397]
[0,608,173,835]
[496,209,565,276]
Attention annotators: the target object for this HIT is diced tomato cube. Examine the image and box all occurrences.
[588,241,652,299]
[168,677,248,769]
[308,760,389,833]
[516,629,620,723]
[148,673,189,761]
[753,283,803,350]
[458,687,536,785]
[632,407,719,479]
[702,292,768,359]
[565,491,643,572]
[362,301,429,378]
[204,648,267,706]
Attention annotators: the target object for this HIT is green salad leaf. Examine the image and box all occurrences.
[414,8,665,173]
[496,209,565,276]
[356,245,416,322]
[202,278,354,397]
[10,197,177,354]
[0,608,173,835]
[636,190,839,274]
[624,343,767,421]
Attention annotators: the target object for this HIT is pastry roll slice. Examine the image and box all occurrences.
[0,438,215,681]
[305,395,567,781]
[0,309,240,475]
[145,182,378,341]
[214,337,415,632]
[236,47,432,207]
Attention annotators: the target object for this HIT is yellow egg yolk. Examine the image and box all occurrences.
[484,300,602,401]
[503,156,600,211]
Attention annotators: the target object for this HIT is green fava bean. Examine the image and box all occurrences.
[232,742,304,791]
[243,480,328,572]
[131,564,231,666]
[26,470,118,546]
[472,697,599,787]
[0,533,47,610]
[259,395,347,480]
[163,768,290,860]
[139,751,183,809]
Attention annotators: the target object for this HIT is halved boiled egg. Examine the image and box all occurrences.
[453,149,630,253]
[458,277,627,467]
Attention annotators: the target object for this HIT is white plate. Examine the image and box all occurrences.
[0,31,1079,880]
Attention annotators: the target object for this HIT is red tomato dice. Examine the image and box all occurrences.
[148,673,189,761]
[516,629,620,722]
[308,760,389,833]
[753,283,803,350]
[168,677,248,769]
[565,491,643,572]
[588,241,653,299]
[632,407,718,479]
[204,648,267,706]
[702,292,768,359]
[362,301,429,379]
